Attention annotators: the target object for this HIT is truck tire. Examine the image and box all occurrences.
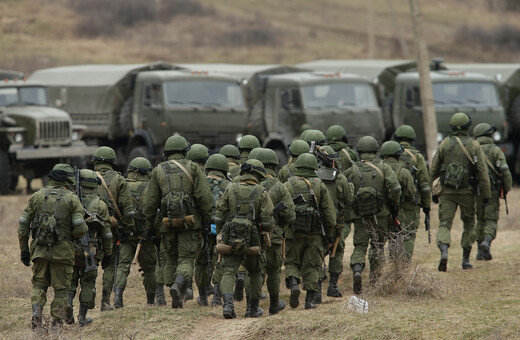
[119,98,134,136]
[128,146,152,165]
[0,150,13,194]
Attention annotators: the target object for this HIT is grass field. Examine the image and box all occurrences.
[0,186,518,339]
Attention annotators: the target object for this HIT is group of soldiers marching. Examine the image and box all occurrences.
[17,111,512,328]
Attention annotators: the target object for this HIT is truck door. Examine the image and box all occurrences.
[142,83,167,145]
[276,87,304,140]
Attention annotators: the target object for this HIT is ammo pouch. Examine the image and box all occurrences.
[215,243,261,255]
[223,217,259,253]
[292,205,319,233]
[442,163,470,189]
[33,188,65,247]
[162,215,195,229]
[352,187,383,217]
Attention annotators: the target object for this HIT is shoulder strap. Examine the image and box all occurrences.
[482,151,501,176]
[454,136,475,166]
[96,171,123,221]
[170,159,194,185]
[362,160,384,178]
[403,148,417,163]
[341,148,353,164]
[302,177,319,207]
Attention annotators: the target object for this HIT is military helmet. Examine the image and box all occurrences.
[379,141,404,158]
[247,148,262,161]
[356,136,379,153]
[92,146,117,165]
[288,140,310,156]
[240,159,266,179]
[326,125,348,144]
[219,144,240,159]
[79,169,100,188]
[301,129,327,145]
[300,123,312,134]
[205,154,229,173]
[394,125,416,141]
[321,145,338,157]
[473,123,497,138]
[164,135,190,153]
[187,144,209,162]
[238,135,260,151]
[256,148,279,166]
[48,163,75,184]
[294,153,319,170]
[450,112,472,130]
[127,157,153,175]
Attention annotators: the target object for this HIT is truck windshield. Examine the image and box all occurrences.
[164,80,245,108]
[19,86,48,106]
[0,88,19,106]
[432,82,500,106]
[301,82,377,109]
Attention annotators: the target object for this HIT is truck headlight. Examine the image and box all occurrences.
[493,131,501,142]
[437,133,443,143]
[14,133,23,143]
[71,131,79,141]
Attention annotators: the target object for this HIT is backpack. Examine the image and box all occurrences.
[159,160,195,226]
[351,161,384,217]
[288,177,320,233]
[222,183,263,252]
[128,180,148,233]
[207,177,229,223]
[442,163,470,190]
[32,187,66,247]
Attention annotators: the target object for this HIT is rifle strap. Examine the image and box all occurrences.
[482,153,501,177]
[96,171,123,221]
[170,159,194,185]
[362,160,384,178]
[302,177,319,207]
[454,136,475,166]
[403,148,417,163]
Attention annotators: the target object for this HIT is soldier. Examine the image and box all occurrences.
[317,146,353,300]
[472,123,512,261]
[301,129,327,146]
[251,148,296,315]
[238,135,261,163]
[18,164,88,329]
[393,125,432,261]
[344,136,401,294]
[187,144,210,170]
[114,157,158,307]
[431,112,491,271]
[92,146,135,311]
[379,141,416,261]
[284,153,336,309]
[326,124,358,171]
[143,135,213,309]
[215,159,274,319]
[219,144,241,179]
[277,140,310,183]
[66,169,113,326]
[195,154,231,307]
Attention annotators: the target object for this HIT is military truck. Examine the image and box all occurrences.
[0,79,97,193]
[30,63,249,167]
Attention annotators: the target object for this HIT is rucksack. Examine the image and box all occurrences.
[351,161,384,217]
[32,187,66,247]
[442,163,470,190]
[159,160,195,226]
[128,180,148,233]
[207,177,229,223]
[288,177,320,233]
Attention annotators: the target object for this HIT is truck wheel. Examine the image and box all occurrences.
[0,150,12,194]
[119,98,134,136]
[128,146,152,165]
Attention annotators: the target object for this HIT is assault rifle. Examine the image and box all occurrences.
[74,167,98,273]
[498,179,509,215]
[425,211,431,244]
[202,223,213,283]
[409,165,420,205]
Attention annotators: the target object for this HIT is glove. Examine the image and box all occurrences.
[20,250,31,267]
[423,207,431,215]
[101,254,112,269]
[482,198,490,206]
[432,195,439,204]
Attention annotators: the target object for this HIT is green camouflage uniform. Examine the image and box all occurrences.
[228,160,241,179]
[327,141,358,172]
[18,179,88,322]
[277,159,297,183]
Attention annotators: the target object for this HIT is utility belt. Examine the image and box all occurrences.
[162,215,195,229]
[214,243,261,255]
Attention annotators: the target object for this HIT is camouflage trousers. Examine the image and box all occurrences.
[31,258,73,319]
[328,224,351,275]
[436,192,476,249]
[401,202,420,261]
[194,235,219,292]
[475,193,500,243]
[68,263,98,308]
[220,252,266,300]
[155,245,166,285]
[285,234,324,292]
[115,239,157,295]
[245,240,283,296]
[161,230,201,286]
[350,216,389,275]
[102,239,119,293]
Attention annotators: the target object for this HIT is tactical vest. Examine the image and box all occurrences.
[207,177,228,223]
[352,160,385,217]
[440,136,475,190]
[158,160,195,222]
[128,180,148,233]
[32,187,69,246]
[287,177,321,233]
[399,148,420,204]
[222,182,263,251]
[481,144,500,187]
[97,170,119,218]
[75,193,101,260]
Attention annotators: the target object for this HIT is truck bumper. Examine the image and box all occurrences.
[9,142,99,160]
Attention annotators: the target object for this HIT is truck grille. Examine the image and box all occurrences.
[39,120,71,145]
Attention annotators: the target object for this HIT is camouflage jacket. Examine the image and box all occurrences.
[475,136,513,195]
[398,141,431,209]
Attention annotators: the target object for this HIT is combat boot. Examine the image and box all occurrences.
[100,289,114,311]
[206,283,215,296]
[462,247,473,269]
[78,304,93,327]
[234,273,245,301]
[147,292,156,306]
[327,272,342,297]
[288,276,300,308]
[114,287,124,309]
[268,293,286,315]
[248,298,264,317]
[184,279,194,301]
[476,242,485,261]
[352,264,363,295]
[222,293,236,319]
[197,286,208,307]
[31,303,42,329]
[170,274,186,309]
[211,283,223,307]
[312,280,322,304]
[304,290,317,309]
[51,317,63,329]
[479,236,493,261]
[154,284,167,306]
[244,296,251,317]
[438,244,449,272]
[65,291,75,325]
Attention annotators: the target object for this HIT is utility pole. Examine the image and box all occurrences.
[409,0,438,165]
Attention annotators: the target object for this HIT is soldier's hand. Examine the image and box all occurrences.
[101,254,112,269]
[432,195,439,204]
[423,207,430,215]
[20,250,30,267]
